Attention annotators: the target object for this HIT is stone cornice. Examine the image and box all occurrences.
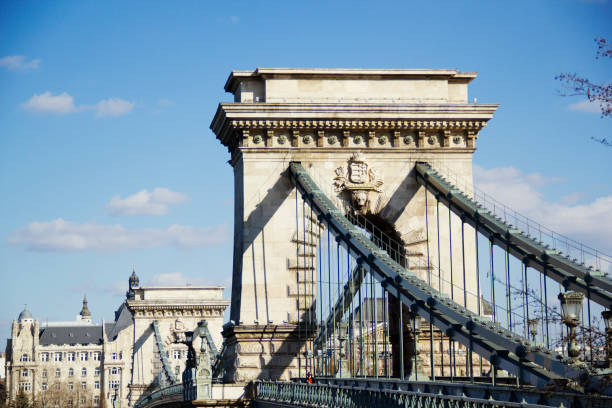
[210,102,497,155]
[126,301,229,312]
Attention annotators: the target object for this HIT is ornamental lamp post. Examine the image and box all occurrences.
[528,318,540,343]
[558,291,584,361]
[408,313,427,381]
[602,310,612,369]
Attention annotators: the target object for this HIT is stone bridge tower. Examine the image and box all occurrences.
[210,68,497,383]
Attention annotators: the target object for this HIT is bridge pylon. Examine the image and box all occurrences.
[210,68,497,383]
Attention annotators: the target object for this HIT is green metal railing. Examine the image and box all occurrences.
[255,381,560,408]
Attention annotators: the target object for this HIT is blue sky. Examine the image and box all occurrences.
[1,0,611,347]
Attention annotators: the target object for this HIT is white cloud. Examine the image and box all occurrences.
[21,92,134,117]
[473,165,612,254]
[0,55,40,71]
[568,99,601,114]
[7,219,228,252]
[148,272,206,286]
[95,98,134,117]
[107,188,188,216]
[560,192,584,205]
[157,99,175,107]
[21,92,77,114]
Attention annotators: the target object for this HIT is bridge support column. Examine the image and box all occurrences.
[210,68,496,383]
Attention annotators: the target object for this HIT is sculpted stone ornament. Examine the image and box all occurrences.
[333,152,384,214]
[170,318,187,343]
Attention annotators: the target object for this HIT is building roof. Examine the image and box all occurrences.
[18,307,32,321]
[39,325,104,346]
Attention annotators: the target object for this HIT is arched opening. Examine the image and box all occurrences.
[348,212,408,268]
[347,211,416,379]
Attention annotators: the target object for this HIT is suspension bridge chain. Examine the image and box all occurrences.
[414,162,612,308]
[152,320,179,385]
[289,161,605,393]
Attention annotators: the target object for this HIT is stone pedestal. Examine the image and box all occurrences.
[220,324,315,383]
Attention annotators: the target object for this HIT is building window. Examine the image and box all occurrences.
[175,366,180,376]
[173,350,181,359]
[94,367,100,377]
[81,368,87,377]
[21,370,28,378]
[55,368,61,377]
[80,352,88,361]
[111,352,118,360]
[94,381,100,390]
[40,353,49,362]
[110,367,118,375]
[110,380,120,389]
[41,383,47,391]
[20,354,29,362]
[69,368,74,377]
[54,353,62,362]
[67,399,73,407]
[68,382,74,390]
[81,381,87,390]
[81,396,87,405]
[93,352,100,361]
[42,370,47,378]
[67,352,75,362]
[93,396,100,406]
[18,383,31,391]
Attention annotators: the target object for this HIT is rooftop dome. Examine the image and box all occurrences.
[18,306,32,321]
[129,266,140,288]
[80,295,91,318]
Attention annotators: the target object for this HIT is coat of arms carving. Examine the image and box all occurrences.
[333,152,384,214]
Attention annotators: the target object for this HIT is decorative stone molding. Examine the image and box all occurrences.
[333,152,384,215]
[229,119,488,130]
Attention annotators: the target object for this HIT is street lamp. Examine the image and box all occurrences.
[602,310,612,369]
[408,313,426,381]
[558,291,584,361]
[528,318,540,343]
[336,322,349,378]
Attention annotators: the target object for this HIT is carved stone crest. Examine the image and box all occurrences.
[333,152,383,214]
[170,318,186,343]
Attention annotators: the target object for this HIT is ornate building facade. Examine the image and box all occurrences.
[4,269,229,407]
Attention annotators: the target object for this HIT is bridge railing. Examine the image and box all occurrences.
[255,380,563,408]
